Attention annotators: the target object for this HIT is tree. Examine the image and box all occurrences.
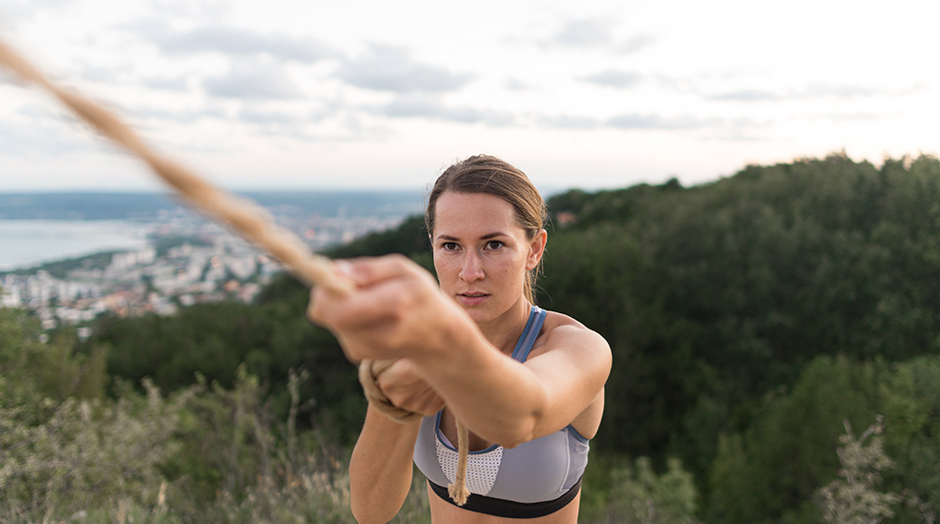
[817,417,900,524]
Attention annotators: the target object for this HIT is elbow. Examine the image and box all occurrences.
[496,388,548,448]
[495,411,541,449]
[501,384,550,447]
[351,499,396,524]
[349,498,371,524]
[500,435,528,450]
[350,484,404,524]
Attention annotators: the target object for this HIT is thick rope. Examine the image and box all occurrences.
[0,37,349,294]
[358,359,470,505]
[358,359,423,423]
[0,35,471,507]
[449,418,471,505]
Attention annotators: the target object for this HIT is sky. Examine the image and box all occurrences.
[0,0,937,193]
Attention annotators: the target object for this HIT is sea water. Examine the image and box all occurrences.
[0,220,149,271]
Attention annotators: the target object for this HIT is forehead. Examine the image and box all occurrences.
[433,192,522,236]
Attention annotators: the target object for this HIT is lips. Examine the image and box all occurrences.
[457,292,490,306]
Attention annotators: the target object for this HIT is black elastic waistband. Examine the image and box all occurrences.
[427,477,581,519]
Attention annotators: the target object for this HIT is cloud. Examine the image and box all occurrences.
[548,19,614,48]
[203,62,303,100]
[708,83,904,102]
[143,77,190,92]
[581,69,642,89]
[505,78,532,91]
[616,35,655,54]
[132,20,331,62]
[79,65,131,83]
[0,119,87,155]
[2,0,74,21]
[151,0,232,19]
[131,106,226,123]
[819,113,882,123]
[237,108,301,125]
[130,103,342,131]
[337,45,472,93]
[534,112,715,131]
[55,60,191,94]
[537,114,601,130]
[708,89,779,101]
[606,114,712,130]
[17,104,67,120]
[76,64,189,92]
[801,84,884,98]
[542,19,654,54]
[372,97,514,126]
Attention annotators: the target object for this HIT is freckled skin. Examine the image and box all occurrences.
[432,192,545,349]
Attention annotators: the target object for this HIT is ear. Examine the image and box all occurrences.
[526,229,547,271]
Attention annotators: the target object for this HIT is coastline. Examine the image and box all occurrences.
[0,219,149,272]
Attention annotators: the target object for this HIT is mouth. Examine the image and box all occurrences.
[457,292,490,306]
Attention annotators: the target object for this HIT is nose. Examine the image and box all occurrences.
[458,250,484,282]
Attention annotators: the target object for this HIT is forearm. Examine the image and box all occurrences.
[414,326,548,448]
[349,405,421,523]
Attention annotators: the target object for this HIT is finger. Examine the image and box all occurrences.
[307,285,338,324]
[308,256,422,327]
[307,255,414,323]
[377,359,422,385]
[408,390,446,416]
[387,386,436,414]
[342,254,425,288]
[318,273,437,337]
[307,287,320,322]
[425,395,446,415]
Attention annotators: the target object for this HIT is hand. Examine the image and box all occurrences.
[375,359,445,416]
[307,255,472,362]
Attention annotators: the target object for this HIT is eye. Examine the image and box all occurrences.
[485,240,504,250]
[441,242,459,251]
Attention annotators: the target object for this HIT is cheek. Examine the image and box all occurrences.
[433,254,458,280]
[493,251,528,279]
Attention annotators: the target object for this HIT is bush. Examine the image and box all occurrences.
[579,455,699,524]
[0,379,189,520]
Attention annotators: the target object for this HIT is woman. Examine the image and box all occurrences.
[309,155,611,523]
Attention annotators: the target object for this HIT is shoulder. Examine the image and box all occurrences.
[529,309,611,367]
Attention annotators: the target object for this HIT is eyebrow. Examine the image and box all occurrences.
[436,232,507,241]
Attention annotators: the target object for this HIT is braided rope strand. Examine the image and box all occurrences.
[448,419,471,505]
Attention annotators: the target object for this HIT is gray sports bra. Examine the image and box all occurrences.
[413,306,590,510]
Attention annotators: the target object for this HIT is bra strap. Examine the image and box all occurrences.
[509,306,547,363]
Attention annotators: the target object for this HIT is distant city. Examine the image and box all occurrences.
[0,191,425,337]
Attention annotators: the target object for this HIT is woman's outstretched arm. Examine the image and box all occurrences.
[414,318,610,447]
[348,406,421,523]
[309,255,611,449]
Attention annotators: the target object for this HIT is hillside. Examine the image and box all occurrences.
[63,153,940,523]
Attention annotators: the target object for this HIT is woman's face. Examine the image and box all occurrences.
[431,191,545,324]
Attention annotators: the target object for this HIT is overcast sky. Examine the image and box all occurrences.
[1,0,937,193]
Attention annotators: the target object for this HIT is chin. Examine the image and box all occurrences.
[462,301,513,326]
[460,305,488,323]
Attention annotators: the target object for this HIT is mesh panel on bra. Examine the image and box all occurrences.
[435,437,504,496]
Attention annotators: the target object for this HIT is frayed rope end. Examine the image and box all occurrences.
[447,482,470,506]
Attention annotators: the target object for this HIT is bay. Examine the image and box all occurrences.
[0,220,149,271]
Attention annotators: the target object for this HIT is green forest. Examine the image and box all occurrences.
[2,153,938,523]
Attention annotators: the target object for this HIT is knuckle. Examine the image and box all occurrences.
[307,296,325,322]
